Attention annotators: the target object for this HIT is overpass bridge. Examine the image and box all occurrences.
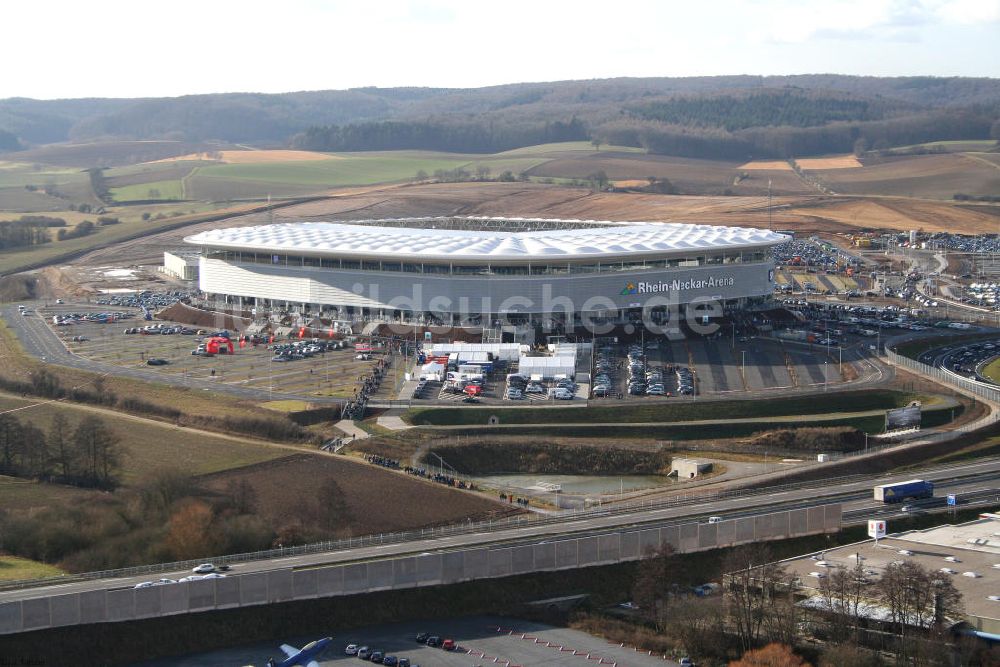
[0,503,842,636]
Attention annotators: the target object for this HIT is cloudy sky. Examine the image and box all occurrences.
[4,0,999,99]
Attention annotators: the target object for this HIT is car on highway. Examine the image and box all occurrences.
[146,358,169,366]
[133,581,154,589]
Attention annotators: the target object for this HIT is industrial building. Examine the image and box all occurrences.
[184,216,786,326]
[781,514,1000,636]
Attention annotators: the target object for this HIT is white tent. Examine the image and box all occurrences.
[517,355,575,379]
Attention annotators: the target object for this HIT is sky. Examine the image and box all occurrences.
[3,0,999,99]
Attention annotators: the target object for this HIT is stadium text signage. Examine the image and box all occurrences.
[622,275,736,296]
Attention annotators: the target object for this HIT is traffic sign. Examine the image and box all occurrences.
[947,494,957,507]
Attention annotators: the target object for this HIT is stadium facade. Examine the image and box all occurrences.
[184,217,787,325]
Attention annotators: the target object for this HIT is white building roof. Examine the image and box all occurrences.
[185,219,787,262]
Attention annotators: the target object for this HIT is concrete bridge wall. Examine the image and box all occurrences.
[0,504,841,635]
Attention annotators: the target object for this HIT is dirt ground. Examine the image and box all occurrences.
[197,454,524,537]
[797,155,862,169]
[24,182,1000,297]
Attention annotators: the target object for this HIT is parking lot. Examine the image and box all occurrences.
[591,335,839,399]
[38,304,391,401]
[135,616,681,666]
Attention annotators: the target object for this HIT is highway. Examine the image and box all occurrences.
[2,457,998,605]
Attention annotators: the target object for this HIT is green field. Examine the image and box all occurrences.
[981,357,1000,383]
[405,390,927,426]
[891,140,999,153]
[0,201,231,275]
[110,178,184,202]
[0,554,64,581]
[432,414,890,440]
[195,153,472,188]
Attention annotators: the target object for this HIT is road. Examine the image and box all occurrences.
[3,457,998,605]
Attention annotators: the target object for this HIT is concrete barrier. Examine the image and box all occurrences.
[0,503,841,635]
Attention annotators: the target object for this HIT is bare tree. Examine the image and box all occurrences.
[876,560,963,663]
[72,415,122,488]
[723,544,792,652]
[819,560,869,642]
[633,543,682,630]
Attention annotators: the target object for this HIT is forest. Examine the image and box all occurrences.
[1,75,998,158]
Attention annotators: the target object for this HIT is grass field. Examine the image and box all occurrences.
[194,153,473,188]
[890,140,999,153]
[0,554,64,581]
[981,357,1000,384]
[0,199,235,275]
[198,454,522,537]
[0,394,288,483]
[110,179,184,202]
[0,474,98,510]
[428,415,891,441]
[405,389,925,426]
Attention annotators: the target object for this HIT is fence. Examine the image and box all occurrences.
[886,346,1000,413]
[0,473,871,594]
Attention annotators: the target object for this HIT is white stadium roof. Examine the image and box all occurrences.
[185,218,787,262]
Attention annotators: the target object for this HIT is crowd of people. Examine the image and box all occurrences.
[342,354,390,420]
[499,493,531,506]
[363,454,479,490]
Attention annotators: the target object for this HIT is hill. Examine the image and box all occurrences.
[1,75,998,160]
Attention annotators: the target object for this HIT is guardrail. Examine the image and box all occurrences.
[0,471,875,592]
[5,459,999,594]
[886,346,1000,408]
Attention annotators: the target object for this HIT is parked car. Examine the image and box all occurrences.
[426,636,441,647]
[441,639,456,651]
[344,644,359,655]
[414,632,429,643]
[357,647,372,659]
[382,656,398,666]
[370,650,384,662]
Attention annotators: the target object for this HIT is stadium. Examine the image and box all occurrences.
[184,217,787,327]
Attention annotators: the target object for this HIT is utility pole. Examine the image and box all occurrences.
[767,179,773,231]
